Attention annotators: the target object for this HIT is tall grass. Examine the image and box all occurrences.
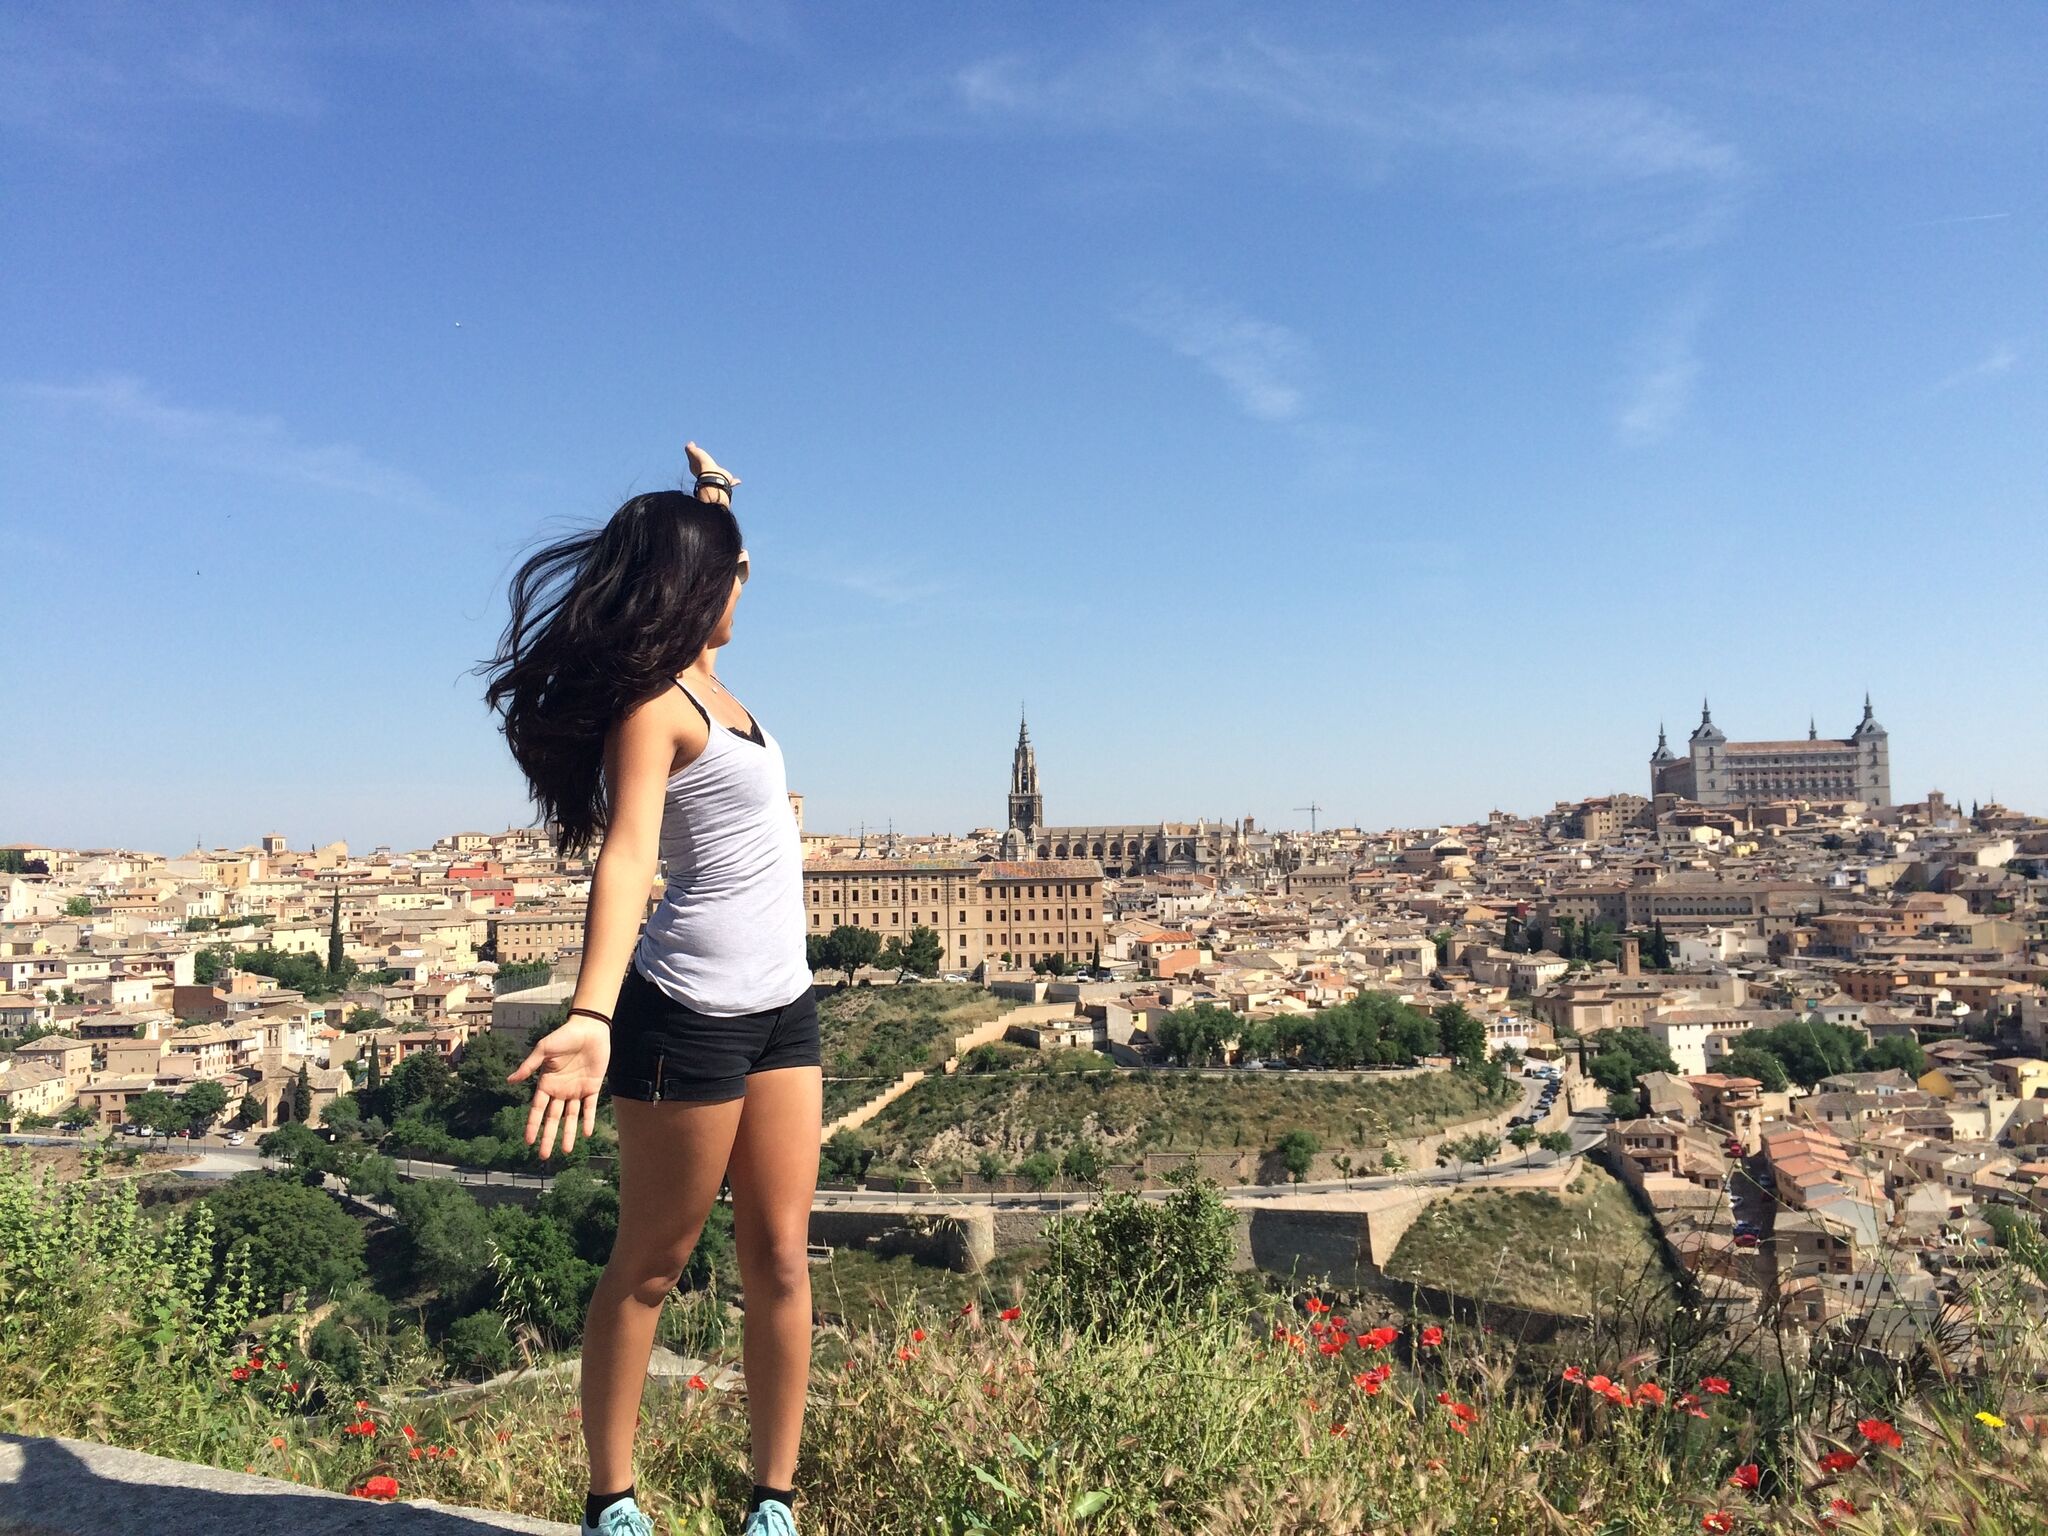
[1,1149,2044,1533]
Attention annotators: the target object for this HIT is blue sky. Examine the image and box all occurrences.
[5,2,2046,854]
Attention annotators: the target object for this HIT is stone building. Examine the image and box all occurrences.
[804,856,1104,971]
[1650,699,1890,807]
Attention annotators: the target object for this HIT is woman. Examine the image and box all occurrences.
[481,443,818,1536]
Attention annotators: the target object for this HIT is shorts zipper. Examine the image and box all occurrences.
[654,1054,665,1094]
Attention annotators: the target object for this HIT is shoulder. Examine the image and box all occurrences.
[611,679,710,781]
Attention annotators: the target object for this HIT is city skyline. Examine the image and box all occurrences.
[6,4,2046,850]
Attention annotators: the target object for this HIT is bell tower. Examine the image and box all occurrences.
[1006,707,1043,840]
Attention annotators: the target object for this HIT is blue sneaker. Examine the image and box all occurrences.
[582,1495,654,1536]
[740,1497,798,1536]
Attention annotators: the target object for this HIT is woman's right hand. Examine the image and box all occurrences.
[507,1017,611,1159]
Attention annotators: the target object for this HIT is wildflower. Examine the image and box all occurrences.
[687,1374,708,1390]
[1329,1422,1349,1437]
[1976,1410,2006,1429]
[230,1368,250,1382]
[960,1301,975,1314]
[1586,1373,1612,1393]
[1305,1296,1331,1314]
[1562,1365,1586,1384]
[1359,1326,1399,1351]
[1317,1336,1345,1357]
[1701,1515,1734,1534]
[896,1346,918,1362]
[1818,1450,1859,1473]
[1856,1418,1903,1450]
[425,1446,439,1458]
[1634,1382,1667,1408]
[1700,1376,1731,1396]
[286,1382,298,1394]
[357,1475,399,1500]
[402,1426,418,1441]
[911,1327,926,1343]
[1829,1499,1856,1516]
[270,1436,286,1450]
[1353,1365,1392,1395]
[496,1431,510,1443]
[354,1399,367,1411]
[1419,1326,1443,1347]
[1728,1463,1760,1491]
[999,1305,1021,1321]
[409,1448,421,1461]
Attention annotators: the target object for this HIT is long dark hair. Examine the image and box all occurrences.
[478,490,743,856]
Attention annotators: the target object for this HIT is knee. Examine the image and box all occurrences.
[609,1233,703,1308]
[747,1235,812,1300]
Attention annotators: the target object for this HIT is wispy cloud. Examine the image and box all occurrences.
[1127,286,1310,423]
[1908,210,2012,228]
[12,375,439,506]
[0,3,321,148]
[910,29,1749,251]
[1617,294,1709,445]
[1933,341,2019,392]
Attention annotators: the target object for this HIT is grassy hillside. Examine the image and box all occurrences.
[1384,1164,1672,1316]
[856,1066,1512,1178]
[816,981,1011,1120]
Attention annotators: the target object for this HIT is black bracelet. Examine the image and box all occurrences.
[694,472,732,493]
[566,1006,612,1027]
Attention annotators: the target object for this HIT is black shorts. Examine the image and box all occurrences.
[604,961,822,1104]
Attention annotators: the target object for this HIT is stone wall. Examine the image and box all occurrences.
[809,1206,995,1273]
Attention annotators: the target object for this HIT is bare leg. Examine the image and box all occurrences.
[582,1094,747,1496]
[726,1062,823,1489]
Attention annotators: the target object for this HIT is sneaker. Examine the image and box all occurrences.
[582,1496,655,1536]
[740,1497,799,1536]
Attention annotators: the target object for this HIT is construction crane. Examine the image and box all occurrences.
[1294,801,1323,836]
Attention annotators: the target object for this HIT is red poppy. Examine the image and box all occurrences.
[999,1305,1021,1321]
[911,1327,926,1342]
[1700,1376,1731,1396]
[1317,1337,1345,1356]
[1305,1296,1331,1313]
[1586,1374,1612,1393]
[1701,1514,1734,1534]
[687,1374,708,1390]
[269,1436,286,1450]
[402,1426,417,1441]
[896,1346,917,1361]
[1634,1382,1667,1408]
[1329,1422,1348,1436]
[1818,1450,1859,1473]
[1419,1326,1444,1347]
[357,1475,400,1501]
[1728,1463,1760,1491]
[1359,1326,1399,1351]
[409,1448,421,1461]
[1562,1365,1586,1384]
[1856,1418,1903,1450]
[1829,1498,1856,1516]
[960,1301,975,1314]
[230,1368,250,1382]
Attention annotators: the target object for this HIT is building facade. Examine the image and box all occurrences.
[803,856,1104,971]
[1651,699,1890,807]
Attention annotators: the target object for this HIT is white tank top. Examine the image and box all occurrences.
[632,675,813,1015]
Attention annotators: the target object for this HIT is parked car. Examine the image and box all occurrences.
[1734,1233,1759,1248]
[225,1131,245,1146]
[1240,1060,1265,1071]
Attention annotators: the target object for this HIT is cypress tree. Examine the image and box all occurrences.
[326,885,344,976]
[293,1061,313,1123]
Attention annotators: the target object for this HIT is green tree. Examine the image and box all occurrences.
[1060,1139,1103,1183]
[180,1080,228,1134]
[1588,1029,1678,1093]
[1017,1150,1058,1190]
[1508,1123,1538,1164]
[259,1120,330,1182]
[64,895,93,918]
[1723,1044,1790,1094]
[1431,1003,1488,1067]
[1539,1129,1574,1161]
[291,1062,313,1123]
[820,1129,873,1185]
[327,886,344,974]
[1276,1129,1319,1183]
[393,1179,495,1306]
[821,924,881,984]
[1861,1036,1926,1076]
[203,1172,365,1304]
[446,1309,517,1377]
[126,1089,176,1138]
[1607,1088,1640,1119]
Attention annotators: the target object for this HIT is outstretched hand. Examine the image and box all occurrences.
[506,1017,609,1159]
[686,440,740,499]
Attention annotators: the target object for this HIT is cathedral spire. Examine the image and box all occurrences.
[1809,714,1817,740]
